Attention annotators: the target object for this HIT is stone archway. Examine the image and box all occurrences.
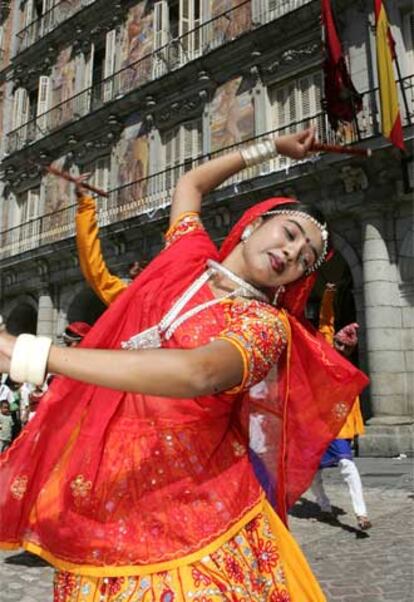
[5,301,38,335]
[66,287,107,326]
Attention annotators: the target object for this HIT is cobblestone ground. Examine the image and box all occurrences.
[0,458,413,601]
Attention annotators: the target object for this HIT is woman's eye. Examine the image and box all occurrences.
[285,227,295,241]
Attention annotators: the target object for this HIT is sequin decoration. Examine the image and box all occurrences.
[70,475,92,500]
[218,298,288,391]
[10,475,28,501]
[165,213,204,248]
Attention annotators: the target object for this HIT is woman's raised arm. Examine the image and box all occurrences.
[170,128,315,226]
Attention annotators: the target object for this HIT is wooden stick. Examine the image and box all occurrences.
[311,142,372,158]
[44,164,109,198]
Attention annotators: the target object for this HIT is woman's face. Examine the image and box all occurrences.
[239,213,325,288]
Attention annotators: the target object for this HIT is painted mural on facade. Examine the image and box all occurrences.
[118,2,154,95]
[211,0,251,44]
[0,1,15,70]
[114,113,149,216]
[50,47,76,127]
[210,77,254,152]
[42,156,74,242]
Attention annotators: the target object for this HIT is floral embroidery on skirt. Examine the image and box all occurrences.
[53,512,291,601]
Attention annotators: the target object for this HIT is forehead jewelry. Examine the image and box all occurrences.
[264,209,329,274]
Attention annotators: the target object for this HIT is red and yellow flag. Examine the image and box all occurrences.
[374,0,405,150]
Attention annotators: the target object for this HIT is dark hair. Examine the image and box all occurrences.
[1,400,9,407]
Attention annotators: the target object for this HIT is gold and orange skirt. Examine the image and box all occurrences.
[53,501,325,602]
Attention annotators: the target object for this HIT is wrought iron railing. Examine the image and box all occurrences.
[7,0,314,154]
[3,86,411,262]
[16,0,97,54]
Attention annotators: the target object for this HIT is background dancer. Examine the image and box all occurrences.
[0,129,367,601]
[311,283,371,530]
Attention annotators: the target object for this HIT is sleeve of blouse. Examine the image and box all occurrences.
[217,299,289,394]
[164,212,205,248]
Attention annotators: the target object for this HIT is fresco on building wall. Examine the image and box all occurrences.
[50,47,76,128]
[210,77,254,152]
[114,114,149,217]
[211,0,251,45]
[118,2,154,95]
[0,3,15,70]
[42,156,74,243]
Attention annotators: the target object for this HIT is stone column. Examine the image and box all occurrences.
[360,212,413,455]
[36,292,55,338]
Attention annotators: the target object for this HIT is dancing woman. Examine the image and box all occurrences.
[0,129,367,601]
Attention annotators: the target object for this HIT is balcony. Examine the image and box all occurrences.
[15,0,97,55]
[3,75,413,264]
[7,0,315,155]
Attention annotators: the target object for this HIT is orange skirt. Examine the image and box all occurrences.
[53,501,325,601]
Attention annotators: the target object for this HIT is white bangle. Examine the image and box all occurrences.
[10,334,52,386]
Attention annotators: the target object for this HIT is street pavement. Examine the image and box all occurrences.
[0,457,413,601]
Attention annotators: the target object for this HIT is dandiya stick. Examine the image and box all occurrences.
[44,164,109,198]
[311,142,372,158]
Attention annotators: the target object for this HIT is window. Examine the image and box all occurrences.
[83,156,111,223]
[179,0,204,63]
[36,75,51,135]
[153,1,170,77]
[402,11,414,75]
[162,119,203,189]
[103,30,117,102]
[41,0,58,35]
[269,71,323,167]
[17,188,41,246]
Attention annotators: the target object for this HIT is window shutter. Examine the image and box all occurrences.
[81,44,95,115]
[179,0,203,63]
[36,75,51,135]
[153,1,169,77]
[252,0,265,25]
[103,29,116,102]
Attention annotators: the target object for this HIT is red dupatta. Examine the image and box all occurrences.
[220,197,369,522]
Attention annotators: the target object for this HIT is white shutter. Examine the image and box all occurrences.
[403,12,414,76]
[42,0,56,35]
[36,76,50,135]
[180,0,203,63]
[23,0,35,48]
[153,1,169,77]
[103,30,116,102]
[24,0,35,26]
[81,44,94,115]
[252,0,265,25]
[12,88,30,129]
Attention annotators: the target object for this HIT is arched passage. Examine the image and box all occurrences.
[66,288,106,326]
[6,302,38,335]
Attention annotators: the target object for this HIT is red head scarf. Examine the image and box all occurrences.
[219,197,368,522]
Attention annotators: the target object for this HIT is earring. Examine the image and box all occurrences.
[241,226,254,242]
[273,285,285,305]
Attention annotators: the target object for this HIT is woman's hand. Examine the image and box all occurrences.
[0,321,15,373]
[74,172,92,199]
[274,128,315,160]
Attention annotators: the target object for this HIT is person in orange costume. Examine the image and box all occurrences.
[75,190,142,306]
[0,130,368,601]
[311,283,371,530]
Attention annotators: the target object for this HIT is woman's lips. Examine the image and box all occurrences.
[268,252,285,274]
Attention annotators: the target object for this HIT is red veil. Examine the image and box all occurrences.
[0,197,368,563]
[220,197,368,522]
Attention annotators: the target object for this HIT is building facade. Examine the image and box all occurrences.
[0,0,413,454]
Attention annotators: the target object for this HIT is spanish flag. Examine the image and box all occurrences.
[374,0,405,150]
